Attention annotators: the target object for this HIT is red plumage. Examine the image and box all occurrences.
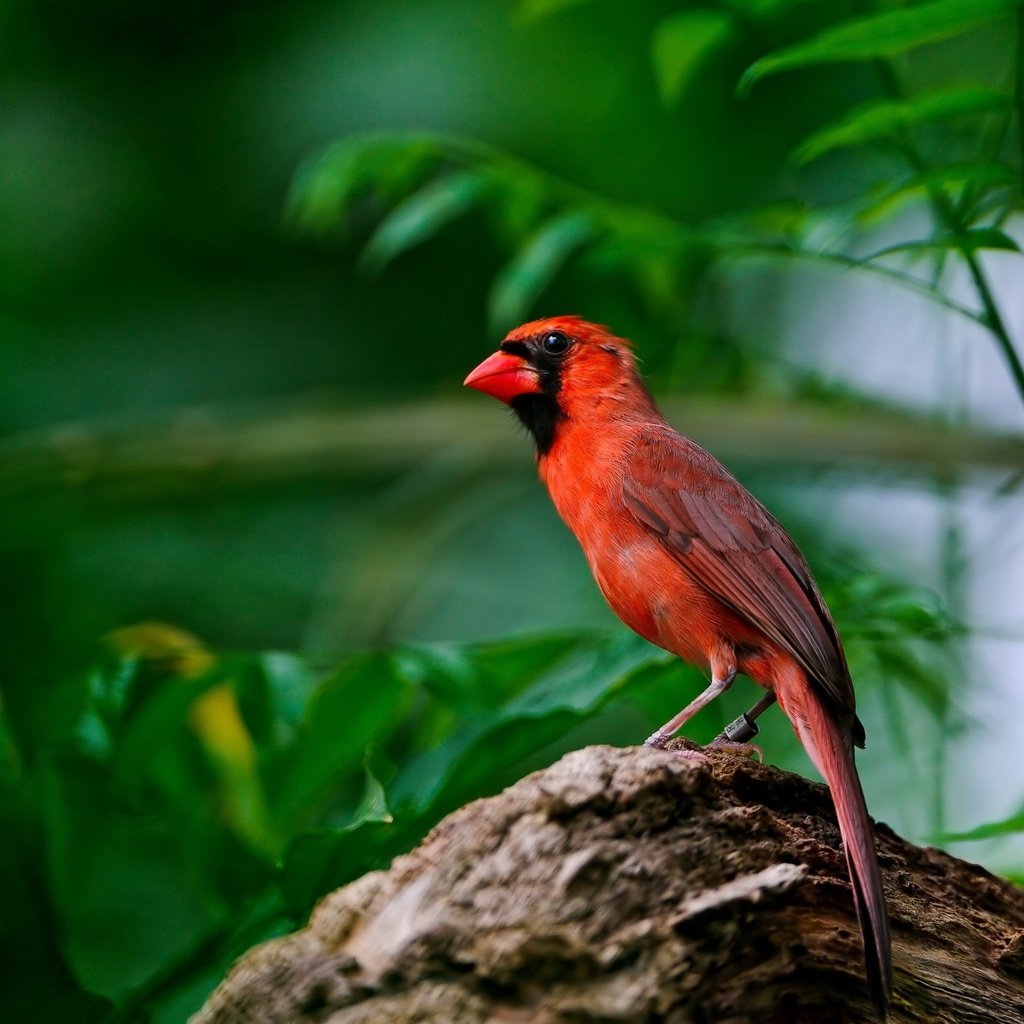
[466,316,892,1017]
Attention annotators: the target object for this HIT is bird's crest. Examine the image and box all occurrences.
[503,316,634,349]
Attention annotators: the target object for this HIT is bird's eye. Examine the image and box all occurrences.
[541,330,571,355]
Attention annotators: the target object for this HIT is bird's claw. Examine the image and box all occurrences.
[645,733,712,764]
[707,736,763,762]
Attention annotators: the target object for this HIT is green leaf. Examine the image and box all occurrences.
[517,0,596,19]
[395,632,582,714]
[0,783,113,1023]
[868,227,1022,260]
[739,0,1019,96]
[652,10,736,106]
[267,653,413,833]
[280,820,394,917]
[360,170,491,272]
[390,632,668,816]
[107,664,224,809]
[488,212,594,333]
[351,749,395,827]
[67,660,138,762]
[286,134,442,235]
[487,165,549,245]
[724,0,822,18]
[856,161,1019,224]
[236,652,313,751]
[0,703,17,784]
[280,758,395,915]
[870,642,948,719]
[794,86,1012,164]
[939,810,1024,842]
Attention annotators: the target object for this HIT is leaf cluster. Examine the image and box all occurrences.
[289,0,1023,392]
[0,554,958,1020]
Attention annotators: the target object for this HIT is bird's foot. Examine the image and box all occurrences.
[645,733,711,764]
[707,736,763,762]
[672,749,712,764]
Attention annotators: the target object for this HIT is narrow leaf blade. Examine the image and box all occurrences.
[869,228,1022,261]
[739,0,1018,96]
[939,810,1024,842]
[794,86,1012,164]
[651,10,736,107]
[856,161,1019,224]
[488,212,594,333]
[285,135,443,235]
[360,170,490,272]
[518,0,595,18]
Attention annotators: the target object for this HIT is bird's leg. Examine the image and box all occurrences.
[645,657,737,750]
[717,690,778,744]
[707,690,778,761]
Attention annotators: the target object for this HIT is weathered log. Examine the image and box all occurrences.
[193,744,1024,1023]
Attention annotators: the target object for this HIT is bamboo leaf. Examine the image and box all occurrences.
[869,228,1022,261]
[360,170,491,272]
[939,810,1024,842]
[285,135,443,235]
[487,212,594,332]
[794,86,1012,164]
[856,161,1019,224]
[518,0,596,18]
[725,0,823,18]
[739,0,1019,96]
[652,10,736,106]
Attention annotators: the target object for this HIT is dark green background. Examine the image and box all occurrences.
[2,1,1022,1021]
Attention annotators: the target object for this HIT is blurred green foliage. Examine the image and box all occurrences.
[1,0,1022,1021]
[1,581,950,1022]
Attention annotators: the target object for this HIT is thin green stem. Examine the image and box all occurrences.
[1016,5,1024,184]
[962,247,1024,397]
[873,60,1024,406]
[734,243,986,325]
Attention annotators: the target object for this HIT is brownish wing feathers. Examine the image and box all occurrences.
[622,429,862,743]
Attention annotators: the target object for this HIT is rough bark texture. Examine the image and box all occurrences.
[194,744,1024,1024]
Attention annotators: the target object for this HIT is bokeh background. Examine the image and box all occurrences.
[2,1,1023,1021]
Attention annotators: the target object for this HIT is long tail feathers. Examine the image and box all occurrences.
[784,674,892,1018]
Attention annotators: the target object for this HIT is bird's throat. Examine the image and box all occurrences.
[510,393,563,456]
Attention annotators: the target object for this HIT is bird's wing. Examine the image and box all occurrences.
[622,429,859,732]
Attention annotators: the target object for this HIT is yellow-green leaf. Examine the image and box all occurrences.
[360,170,490,272]
[518,0,595,19]
[794,86,1012,164]
[652,10,736,107]
[739,0,1019,97]
[488,212,594,333]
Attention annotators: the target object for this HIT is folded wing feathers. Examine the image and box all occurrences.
[622,434,856,723]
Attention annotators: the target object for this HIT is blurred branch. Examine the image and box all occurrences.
[1,395,1022,505]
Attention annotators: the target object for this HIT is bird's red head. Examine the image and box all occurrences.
[464,316,628,403]
[464,316,646,454]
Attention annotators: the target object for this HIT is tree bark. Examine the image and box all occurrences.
[193,744,1024,1024]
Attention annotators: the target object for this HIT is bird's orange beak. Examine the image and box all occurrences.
[464,350,541,405]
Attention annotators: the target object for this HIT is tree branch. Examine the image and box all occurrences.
[2,396,1023,508]
[194,744,1024,1023]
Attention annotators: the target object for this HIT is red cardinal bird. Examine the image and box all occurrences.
[465,316,891,1016]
